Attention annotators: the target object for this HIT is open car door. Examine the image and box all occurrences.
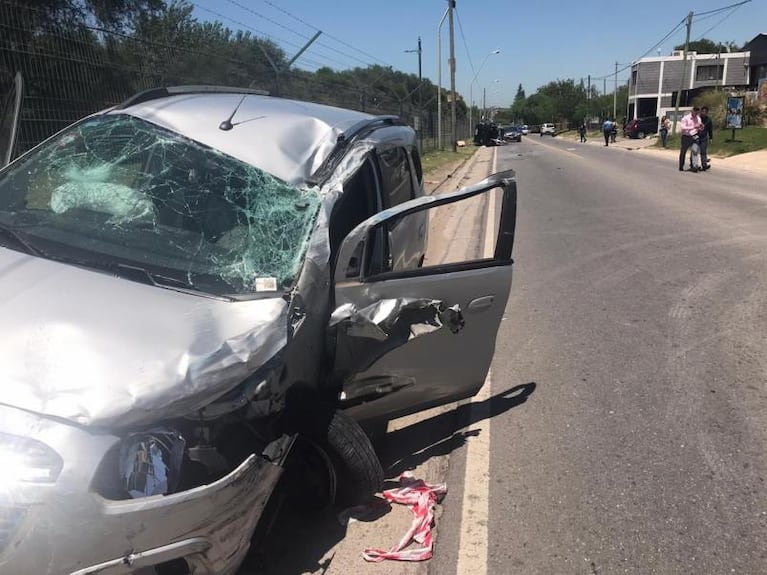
[0,72,22,168]
[331,169,517,424]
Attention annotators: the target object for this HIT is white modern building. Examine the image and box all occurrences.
[627,49,750,126]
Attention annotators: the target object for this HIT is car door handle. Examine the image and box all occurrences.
[467,295,494,312]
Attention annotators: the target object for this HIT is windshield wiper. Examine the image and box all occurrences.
[0,224,46,257]
[108,263,235,301]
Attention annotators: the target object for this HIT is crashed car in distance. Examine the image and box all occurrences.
[503,126,522,142]
[0,85,517,574]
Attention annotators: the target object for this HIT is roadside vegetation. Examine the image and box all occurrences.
[421,146,475,175]
[660,126,767,158]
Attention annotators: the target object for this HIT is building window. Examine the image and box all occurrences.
[631,70,638,85]
[696,65,724,81]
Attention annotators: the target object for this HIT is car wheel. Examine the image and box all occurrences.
[282,394,384,507]
[638,131,645,139]
[325,409,384,505]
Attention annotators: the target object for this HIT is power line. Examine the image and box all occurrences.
[217,0,390,70]
[592,16,687,80]
[192,3,355,71]
[694,5,744,41]
[454,8,476,78]
[314,41,377,68]
[193,4,306,54]
[260,0,393,67]
[223,0,312,41]
[694,0,751,18]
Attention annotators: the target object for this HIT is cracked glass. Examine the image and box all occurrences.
[0,114,321,296]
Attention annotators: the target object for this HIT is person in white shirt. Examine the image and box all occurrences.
[679,107,704,172]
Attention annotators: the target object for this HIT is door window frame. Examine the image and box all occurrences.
[334,170,517,285]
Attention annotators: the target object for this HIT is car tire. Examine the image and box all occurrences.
[638,131,645,139]
[325,409,384,505]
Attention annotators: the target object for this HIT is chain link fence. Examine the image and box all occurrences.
[0,0,470,161]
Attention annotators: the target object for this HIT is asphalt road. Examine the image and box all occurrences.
[431,137,767,574]
[252,138,766,575]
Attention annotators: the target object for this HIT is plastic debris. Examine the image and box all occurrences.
[360,472,447,562]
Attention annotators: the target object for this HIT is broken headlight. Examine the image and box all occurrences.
[118,428,185,498]
[0,432,63,486]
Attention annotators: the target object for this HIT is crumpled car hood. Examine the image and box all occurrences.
[0,248,287,429]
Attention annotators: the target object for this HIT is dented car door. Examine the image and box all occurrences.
[331,170,517,424]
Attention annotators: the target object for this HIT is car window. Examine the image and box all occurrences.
[377,147,415,208]
[0,114,321,296]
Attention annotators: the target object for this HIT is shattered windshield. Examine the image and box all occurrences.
[0,114,320,296]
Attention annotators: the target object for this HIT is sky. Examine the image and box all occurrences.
[191,0,766,107]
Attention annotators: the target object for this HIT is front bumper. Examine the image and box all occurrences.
[0,405,285,575]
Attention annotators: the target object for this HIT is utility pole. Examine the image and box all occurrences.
[405,37,423,151]
[587,74,591,124]
[448,0,457,152]
[672,11,694,136]
[436,6,449,150]
[483,87,486,116]
[417,36,422,151]
[613,61,618,120]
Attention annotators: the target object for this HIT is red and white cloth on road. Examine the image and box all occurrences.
[358,472,448,562]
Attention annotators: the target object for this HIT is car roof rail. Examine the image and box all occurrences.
[336,115,407,144]
[116,85,270,110]
[308,115,409,185]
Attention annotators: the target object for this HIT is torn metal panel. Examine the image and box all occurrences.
[330,298,464,385]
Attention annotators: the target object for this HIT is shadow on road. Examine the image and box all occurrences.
[377,382,536,478]
[246,382,535,574]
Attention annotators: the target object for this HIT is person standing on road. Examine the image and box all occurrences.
[610,119,617,143]
[699,106,713,171]
[578,122,587,142]
[679,107,703,172]
[602,118,614,146]
[659,115,670,148]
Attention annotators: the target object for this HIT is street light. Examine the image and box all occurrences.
[468,49,501,135]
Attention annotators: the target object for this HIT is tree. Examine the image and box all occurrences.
[510,83,526,121]
[674,38,741,54]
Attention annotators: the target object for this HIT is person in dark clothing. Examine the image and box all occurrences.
[578,123,587,142]
[699,106,714,170]
[602,118,613,146]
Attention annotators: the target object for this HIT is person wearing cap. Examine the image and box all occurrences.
[679,106,704,172]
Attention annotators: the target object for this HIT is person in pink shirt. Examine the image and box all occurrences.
[679,106,704,172]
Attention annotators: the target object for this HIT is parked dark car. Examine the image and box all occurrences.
[624,116,659,139]
[503,126,522,142]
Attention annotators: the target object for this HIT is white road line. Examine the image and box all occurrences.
[455,147,497,575]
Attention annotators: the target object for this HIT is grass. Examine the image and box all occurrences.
[420,145,476,175]
[657,126,767,158]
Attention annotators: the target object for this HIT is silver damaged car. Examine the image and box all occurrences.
[0,85,517,574]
